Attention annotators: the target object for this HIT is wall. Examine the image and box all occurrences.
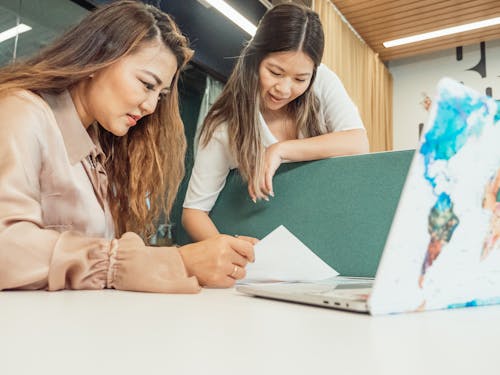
[388,39,500,150]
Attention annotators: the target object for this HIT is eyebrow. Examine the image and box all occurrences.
[267,63,312,77]
[141,69,172,91]
[141,69,162,85]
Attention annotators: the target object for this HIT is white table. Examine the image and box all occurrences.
[1,288,500,375]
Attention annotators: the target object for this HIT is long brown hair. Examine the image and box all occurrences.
[0,0,193,237]
[200,3,325,196]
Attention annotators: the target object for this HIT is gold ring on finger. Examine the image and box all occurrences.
[230,265,239,278]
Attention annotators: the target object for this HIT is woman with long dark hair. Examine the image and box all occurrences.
[0,1,254,292]
[183,3,369,241]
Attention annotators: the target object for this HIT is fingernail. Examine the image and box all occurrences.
[270,191,274,197]
[264,196,269,202]
[252,198,256,203]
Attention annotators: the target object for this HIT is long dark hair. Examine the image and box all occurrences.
[0,0,193,237]
[200,3,325,195]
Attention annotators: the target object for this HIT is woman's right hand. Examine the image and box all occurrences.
[179,235,255,287]
[235,235,259,245]
[247,143,283,202]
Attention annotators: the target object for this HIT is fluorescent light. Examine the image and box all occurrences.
[383,16,500,48]
[0,23,32,44]
[203,0,257,36]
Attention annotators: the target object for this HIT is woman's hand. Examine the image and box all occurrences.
[179,235,255,287]
[248,142,283,202]
[235,235,259,245]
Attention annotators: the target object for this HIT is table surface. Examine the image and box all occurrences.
[1,287,500,375]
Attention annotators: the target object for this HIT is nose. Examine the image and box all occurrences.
[275,78,292,98]
[139,92,158,116]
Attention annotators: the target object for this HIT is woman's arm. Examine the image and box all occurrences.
[275,128,369,161]
[182,126,234,241]
[182,208,220,242]
[0,94,112,291]
[182,130,261,242]
[257,129,368,198]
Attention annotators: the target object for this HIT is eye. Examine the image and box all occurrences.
[295,78,307,83]
[269,69,281,77]
[140,80,155,91]
[158,89,171,101]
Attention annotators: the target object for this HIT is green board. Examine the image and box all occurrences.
[179,150,414,277]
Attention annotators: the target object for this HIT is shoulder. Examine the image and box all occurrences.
[316,63,338,79]
[311,65,365,131]
[0,90,53,136]
[202,121,230,147]
[0,90,59,160]
[196,121,237,167]
[312,64,344,95]
[0,90,52,117]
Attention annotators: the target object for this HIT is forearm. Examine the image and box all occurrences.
[278,129,369,162]
[182,208,220,242]
[0,222,110,291]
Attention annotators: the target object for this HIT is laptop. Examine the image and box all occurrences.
[237,78,500,315]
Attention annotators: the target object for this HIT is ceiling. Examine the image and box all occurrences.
[2,0,499,70]
[330,0,500,61]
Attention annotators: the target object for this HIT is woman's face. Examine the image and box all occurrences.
[258,50,314,113]
[78,40,178,136]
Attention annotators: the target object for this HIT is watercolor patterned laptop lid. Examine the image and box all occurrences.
[369,78,500,315]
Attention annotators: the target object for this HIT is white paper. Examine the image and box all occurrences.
[240,225,338,283]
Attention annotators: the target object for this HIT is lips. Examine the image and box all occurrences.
[268,93,287,103]
[126,114,141,126]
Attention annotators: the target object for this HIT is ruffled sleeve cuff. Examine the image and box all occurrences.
[107,232,200,294]
[47,231,110,291]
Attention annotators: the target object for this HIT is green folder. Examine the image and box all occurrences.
[178,150,414,277]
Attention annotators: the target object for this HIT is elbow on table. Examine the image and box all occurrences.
[357,133,370,154]
[346,129,370,155]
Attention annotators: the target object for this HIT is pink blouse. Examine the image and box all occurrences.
[0,90,199,293]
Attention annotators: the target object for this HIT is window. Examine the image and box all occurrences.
[0,0,89,66]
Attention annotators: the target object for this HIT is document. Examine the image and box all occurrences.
[240,225,338,283]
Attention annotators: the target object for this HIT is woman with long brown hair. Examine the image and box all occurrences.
[182,3,369,241]
[0,0,254,292]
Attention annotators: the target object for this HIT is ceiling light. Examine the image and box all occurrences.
[0,23,32,44]
[202,0,257,36]
[383,17,500,48]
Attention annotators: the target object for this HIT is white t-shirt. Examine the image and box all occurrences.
[183,64,364,211]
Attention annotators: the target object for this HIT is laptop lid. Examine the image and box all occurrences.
[369,78,500,315]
